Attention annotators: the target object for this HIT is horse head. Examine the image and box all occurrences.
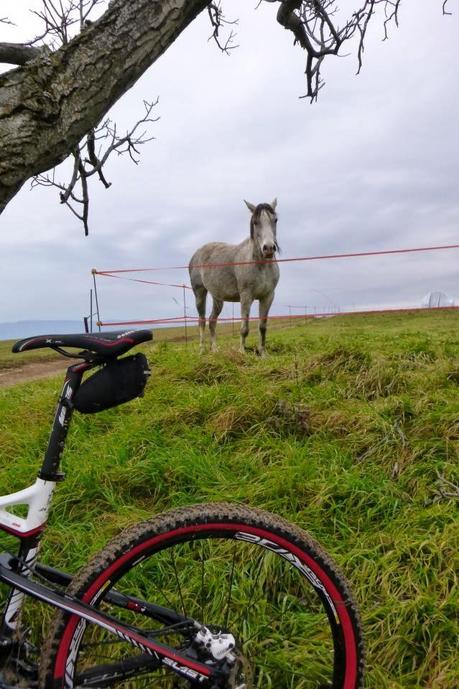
[244,199,279,260]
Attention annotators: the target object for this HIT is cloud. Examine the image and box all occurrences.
[0,0,458,327]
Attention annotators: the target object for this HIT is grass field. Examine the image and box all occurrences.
[0,339,60,370]
[0,317,291,370]
[0,310,458,687]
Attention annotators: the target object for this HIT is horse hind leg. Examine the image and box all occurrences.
[194,287,207,353]
[209,297,224,352]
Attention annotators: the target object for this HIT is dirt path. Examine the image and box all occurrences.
[0,360,69,389]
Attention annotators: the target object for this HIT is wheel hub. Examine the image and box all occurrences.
[193,626,253,689]
[194,627,236,662]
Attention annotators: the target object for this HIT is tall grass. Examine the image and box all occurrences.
[0,310,458,687]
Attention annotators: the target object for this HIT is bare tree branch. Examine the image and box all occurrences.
[207,2,238,54]
[0,43,44,65]
[269,0,408,101]
[18,1,160,234]
[0,13,44,65]
[0,0,454,219]
[32,99,159,235]
[28,0,106,48]
[382,0,402,41]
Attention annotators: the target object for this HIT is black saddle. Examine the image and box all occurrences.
[12,330,153,358]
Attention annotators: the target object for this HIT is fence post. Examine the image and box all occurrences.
[183,284,188,346]
[89,289,93,333]
[92,269,102,331]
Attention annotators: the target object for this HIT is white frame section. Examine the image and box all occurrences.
[0,478,56,535]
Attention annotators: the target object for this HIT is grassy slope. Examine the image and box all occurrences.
[0,327,187,371]
[0,311,458,688]
[0,339,60,370]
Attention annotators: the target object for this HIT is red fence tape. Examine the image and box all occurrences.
[98,305,459,328]
[97,273,193,290]
[94,242,459,275]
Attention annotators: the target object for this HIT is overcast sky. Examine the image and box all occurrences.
[0,0,458,328]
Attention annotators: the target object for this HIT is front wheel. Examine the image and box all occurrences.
[40,503,364,689]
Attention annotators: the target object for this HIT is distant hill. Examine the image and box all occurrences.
[0,320,86,341]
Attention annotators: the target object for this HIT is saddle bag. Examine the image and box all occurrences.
[73,353,150,414]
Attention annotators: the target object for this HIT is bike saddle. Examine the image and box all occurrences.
[12,330,153,358]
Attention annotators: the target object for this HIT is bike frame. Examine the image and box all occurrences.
[0,361,216,686]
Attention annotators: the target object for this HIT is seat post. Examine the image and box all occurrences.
[38,361,93,482]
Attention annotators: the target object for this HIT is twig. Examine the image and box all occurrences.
[32,99,159,235]
[275,0,409,102]
[431,471,459,503]
[207,2,239,54]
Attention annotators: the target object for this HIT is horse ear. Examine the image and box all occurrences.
[270,198,278,211]
[244,200,256,213]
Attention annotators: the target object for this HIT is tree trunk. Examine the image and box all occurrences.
[0,0,209,214]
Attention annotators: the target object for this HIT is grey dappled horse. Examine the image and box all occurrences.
[189,199,280,356]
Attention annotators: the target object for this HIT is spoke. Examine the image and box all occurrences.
[233,549,266,630]
[148,578,178,614]
[171,548,187,618]
[258,661,330,682]
[224,542,236,629]
[241,617,278,646]
[200,540,205,624]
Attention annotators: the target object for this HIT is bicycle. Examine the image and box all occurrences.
[0,329,364,689]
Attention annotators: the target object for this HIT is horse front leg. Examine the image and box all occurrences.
[239,293,253,353]
[209,298,224,352]
[258,293,274,357]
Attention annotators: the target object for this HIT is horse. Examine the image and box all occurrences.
[188,199,280,356]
